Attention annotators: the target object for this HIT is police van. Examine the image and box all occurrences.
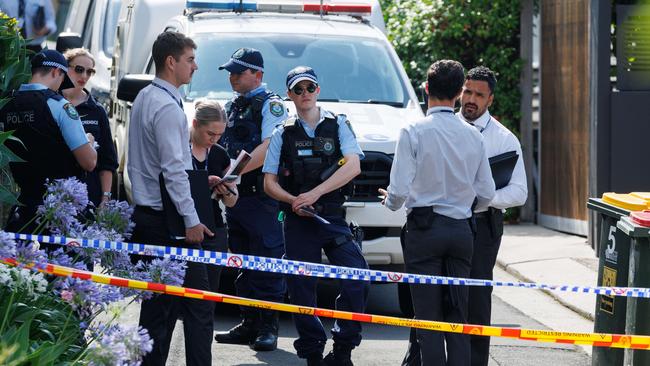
[110,0,423,313]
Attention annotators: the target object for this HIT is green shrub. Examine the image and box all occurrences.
[380,0,522,133]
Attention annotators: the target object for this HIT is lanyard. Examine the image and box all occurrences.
[190,144,209,171]
[428,108,454,115]
[479,117,492,133]
[151,82,183,109]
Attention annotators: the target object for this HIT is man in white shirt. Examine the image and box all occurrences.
[128,31,214,366]
[380,60,495,366]
[458,66,527,366]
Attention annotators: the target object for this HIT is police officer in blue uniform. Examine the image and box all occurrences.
[263,66,369,366]
[0,49,97,235]
[214,48,287,352]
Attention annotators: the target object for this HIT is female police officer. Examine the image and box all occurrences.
[263,66,369,366]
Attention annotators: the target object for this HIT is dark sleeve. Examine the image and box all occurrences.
[207,144,231,177]
[96,105,118,172]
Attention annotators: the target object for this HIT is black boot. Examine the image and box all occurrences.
[250,310,279,351]
[214,316,257,345]
[307,354,324,366]
[323,344,353,366]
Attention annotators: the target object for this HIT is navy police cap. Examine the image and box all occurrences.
[219,47,264,73]
[286,66,318,90]
[31,49,75,90]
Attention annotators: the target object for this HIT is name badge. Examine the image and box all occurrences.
[298,149,313,156]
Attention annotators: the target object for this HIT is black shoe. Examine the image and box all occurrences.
[250,330,278,351]
[214,320,257,345]
[250,309,279,351]
[323,344,353,366]
[307,354,324,366]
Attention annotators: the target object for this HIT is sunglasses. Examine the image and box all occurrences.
[71,65,96,77]
[292,83,317,95]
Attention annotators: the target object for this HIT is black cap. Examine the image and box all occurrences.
[286,66,318,89]
[31,49,75,90]
[219,47,264,73]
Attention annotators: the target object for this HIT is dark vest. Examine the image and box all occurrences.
[221,90,276,194]
[0,89,83,206]
[279,115,352,209]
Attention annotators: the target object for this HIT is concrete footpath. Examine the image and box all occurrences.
[498,223,598,322]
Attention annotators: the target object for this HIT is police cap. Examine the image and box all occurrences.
[219,47,264,73]
[286,66,318,90]
[31,49,75,90]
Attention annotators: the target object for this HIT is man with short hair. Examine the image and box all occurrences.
[0,49,96,234]
[128,31,214,366]
[380,60,495,366]
[459,66,527,366]
[263,66,369,366]
[214,47,287,352]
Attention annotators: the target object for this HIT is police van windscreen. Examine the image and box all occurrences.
[186,34,408,106]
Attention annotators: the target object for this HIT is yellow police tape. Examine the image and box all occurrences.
[3,258,649,350]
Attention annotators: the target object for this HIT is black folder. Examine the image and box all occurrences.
[488,150,518,189]
[159,170,217,240]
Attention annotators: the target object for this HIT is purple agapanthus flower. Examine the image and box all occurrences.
[86,324,153,366]
[15,241,48,269]
[54,277,123,318]
[129,258,186,301]
[93,200,135,240]
[0,231,17,259]
[36,178,90,236]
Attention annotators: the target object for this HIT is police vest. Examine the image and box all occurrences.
[0,89,83,206]
[279,116,353,208]
[221,90,277,194]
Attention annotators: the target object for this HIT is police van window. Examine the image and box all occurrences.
[188,34,408,106]
[101,0,122,57]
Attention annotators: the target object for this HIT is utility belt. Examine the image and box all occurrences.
[237,171,266,197]
[406,206,441,230]
[473,207,504,239]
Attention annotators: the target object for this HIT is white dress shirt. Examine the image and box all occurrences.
[385,106,496,219]
[127,77,199,228]
[457,110,528,212]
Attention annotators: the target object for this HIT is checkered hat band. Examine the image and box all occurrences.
[231,58,263,71]
[42,61,68,72]
[288,73,317,87]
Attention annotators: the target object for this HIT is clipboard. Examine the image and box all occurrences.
[488,150,518,189]
[159,170,217,240]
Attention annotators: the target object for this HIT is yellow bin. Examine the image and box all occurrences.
[602,193,647,211]
[630,192,650,208]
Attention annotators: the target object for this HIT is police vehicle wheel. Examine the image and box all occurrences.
[398,282,414,317]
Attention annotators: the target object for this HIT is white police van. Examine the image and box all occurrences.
[110,0,423,313]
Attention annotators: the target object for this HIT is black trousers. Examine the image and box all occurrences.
[404,213,473,366]
[203,226,228,293]
[133,206,214,366]
[468,213,503,366]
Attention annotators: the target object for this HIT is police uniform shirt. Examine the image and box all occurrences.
[457,110,527,212]
[262,108,364,175]
[15,83,88,150]
[385,106,495,219]
[127,77,200,228]
[236,84,287,140]
[0,0,57,46]
[75,89,118,204]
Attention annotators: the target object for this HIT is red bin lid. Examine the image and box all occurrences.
[631,210,650,227]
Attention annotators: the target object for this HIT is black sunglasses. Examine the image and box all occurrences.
[71,64,96,77]
[292,83,317,95]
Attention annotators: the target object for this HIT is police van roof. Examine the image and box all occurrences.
[185,12,383,39]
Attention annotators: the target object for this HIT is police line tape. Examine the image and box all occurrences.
[1,256,648,350]
[9,232,650,299]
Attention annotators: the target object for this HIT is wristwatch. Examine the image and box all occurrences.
[102,192,112,199]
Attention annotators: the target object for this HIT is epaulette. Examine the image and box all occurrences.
[284,117,297,128]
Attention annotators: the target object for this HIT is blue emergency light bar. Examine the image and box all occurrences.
[185,0,371,15]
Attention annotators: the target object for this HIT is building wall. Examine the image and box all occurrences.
[539,0,590,235]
